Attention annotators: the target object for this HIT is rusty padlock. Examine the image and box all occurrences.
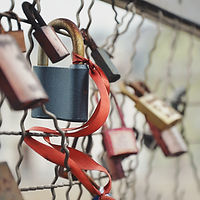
[0,162,24,200]
[102,152,125,180]
[148,122,187,157]
[119,81,182,131]
[102,92,138,159]
[32,18,89,122]
[0,33,48,110]
[22,2,69,63]
[0,12,26,52]
[81,28,120,83]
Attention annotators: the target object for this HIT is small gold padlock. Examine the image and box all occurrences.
[119,81,182,131]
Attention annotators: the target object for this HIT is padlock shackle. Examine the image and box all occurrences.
[37,18,84,66]
[4,11,22,31]
[119,81,139,103]
[110,91,126,127]
[81,28,98,51]
[22,2,46,30]
[127,81,150,97]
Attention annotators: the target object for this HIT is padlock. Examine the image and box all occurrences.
[102,92,138,158]
[0,162,24,200]
[148,122,187,157]
[81,28,120,83]
[0,34,48,110]
[119,81,182,131]
[0,12,26,52]
[102,152,125,180]
[22,2,69,63]
[32,18,89,122]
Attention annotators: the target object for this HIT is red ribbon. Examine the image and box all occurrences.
[24,54,115,199]
[27,53,110,138]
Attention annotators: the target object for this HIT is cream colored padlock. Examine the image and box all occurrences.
[119,81,182,131]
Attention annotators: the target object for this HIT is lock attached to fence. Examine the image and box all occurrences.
[0,162,24,200]
[0,12,26,52]
[102,92,138,159]
[119,81,182,130]
[0,29,48,110]
[102,152,125,180]
[32,18,89,122]
[22,2,69,63]
[148,122,187,156]
[81,29,120,83]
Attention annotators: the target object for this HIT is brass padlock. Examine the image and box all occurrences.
[0,12,26,52]
[0,34,48,110]
[22,2,69,63]
[148,122,187,157]
[81,28,120,82]
[102,92,138,158]
[0,162,24,200]
[119,81,182,131]
[32,18,89,122]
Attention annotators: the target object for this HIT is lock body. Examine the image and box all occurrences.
[103,127,138,158]
[149,122,187,157]
[91,48,120,82]
[0,162,24,200]
[136,94,182,130]
[6,30,26,52]
[103,153,125,180]
[33,26,69,63]
[32,64,89,122]
[161,127,187,156]
[0,35,48,110]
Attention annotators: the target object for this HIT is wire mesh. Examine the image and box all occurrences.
[0,0,200,200]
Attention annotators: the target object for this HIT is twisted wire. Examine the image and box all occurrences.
[9,0,15,11]
[51,165,59,200]
[107,2,136,55]
[16,110,28,186]
[0,93,5,127]
[20,182,80,192]
[85,0,95,31]
[125,15,144,79]
[76,0,84,28]
[144,151,156,200]
[130,111,140,200]
[144,11,162,83]
[164,21,180,96]
[181,28,200,194]
[111,0,119,24]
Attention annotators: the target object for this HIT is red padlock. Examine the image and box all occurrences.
[102,152,125,181]
[148,122,187,157]
[102,92,138,159]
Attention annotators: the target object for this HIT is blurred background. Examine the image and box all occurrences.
[0,0,200,199]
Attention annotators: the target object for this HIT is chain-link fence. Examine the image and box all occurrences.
[0,0,200,199]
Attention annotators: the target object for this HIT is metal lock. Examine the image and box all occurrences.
[119,81,182,131]
[81,29,120,83]
[0,33,48,110]
[102,153,125,181]
[32,18,89,122]
[0,12,26,52]
[149,122,187,157]
[0,162,24,200]
[22,2,69,63]
[102,92,138,158]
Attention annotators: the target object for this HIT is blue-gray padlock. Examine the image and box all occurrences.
[32,18,89,122]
